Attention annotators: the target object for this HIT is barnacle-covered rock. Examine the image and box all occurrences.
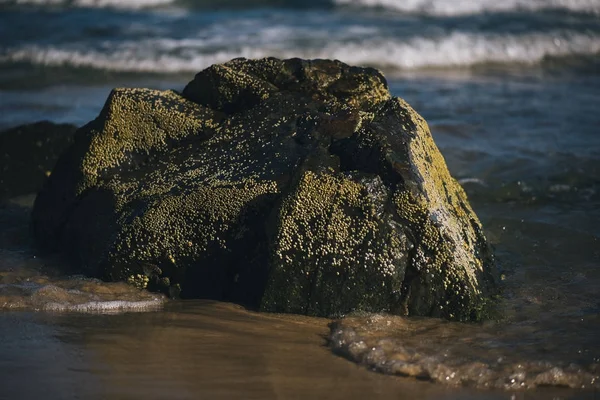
[262,171,410,317]
[32,57,497,320]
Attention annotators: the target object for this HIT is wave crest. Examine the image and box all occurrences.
[2,31,598,73]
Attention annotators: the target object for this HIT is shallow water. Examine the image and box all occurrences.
[1,301,597,400]
[329,213,600,389]
[1,66,599,397]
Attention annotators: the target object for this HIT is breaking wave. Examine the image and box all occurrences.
[1,30,599,73]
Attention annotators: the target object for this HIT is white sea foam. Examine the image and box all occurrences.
[325,32,600,69]
[2,30,599,73]
[44,299,164,313]
[0,273,166,313]
[334,0,600,16]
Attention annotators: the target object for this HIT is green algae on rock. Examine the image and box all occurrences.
[32,57,497,321]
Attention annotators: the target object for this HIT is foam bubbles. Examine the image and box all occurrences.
[44,299,164,312]
[329,315,600,389]
[0,267,165,313]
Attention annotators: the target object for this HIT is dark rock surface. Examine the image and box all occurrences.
[32,57,497,320]
[0,121,77,200]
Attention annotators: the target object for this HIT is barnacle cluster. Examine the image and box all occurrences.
[262,171,408,316]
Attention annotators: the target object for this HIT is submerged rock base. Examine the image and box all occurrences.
[32,57,497,320]
[0,121,77,200]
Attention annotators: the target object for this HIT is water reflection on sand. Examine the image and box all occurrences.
[2,301,594,400]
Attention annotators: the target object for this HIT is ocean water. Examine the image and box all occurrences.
[1,0,599,398]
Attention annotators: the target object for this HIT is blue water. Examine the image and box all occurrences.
[0,0,599,396]
[1,0,599,78]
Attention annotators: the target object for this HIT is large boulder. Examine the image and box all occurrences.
[32,57,497,321]
[0,121,77,200]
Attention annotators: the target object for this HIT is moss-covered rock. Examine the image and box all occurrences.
[32,57,497,320]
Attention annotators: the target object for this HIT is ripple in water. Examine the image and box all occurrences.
[329,313,599,390]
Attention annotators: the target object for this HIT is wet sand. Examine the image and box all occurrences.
[2,301,594,400]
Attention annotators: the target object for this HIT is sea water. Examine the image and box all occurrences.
[0,0,599,398]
